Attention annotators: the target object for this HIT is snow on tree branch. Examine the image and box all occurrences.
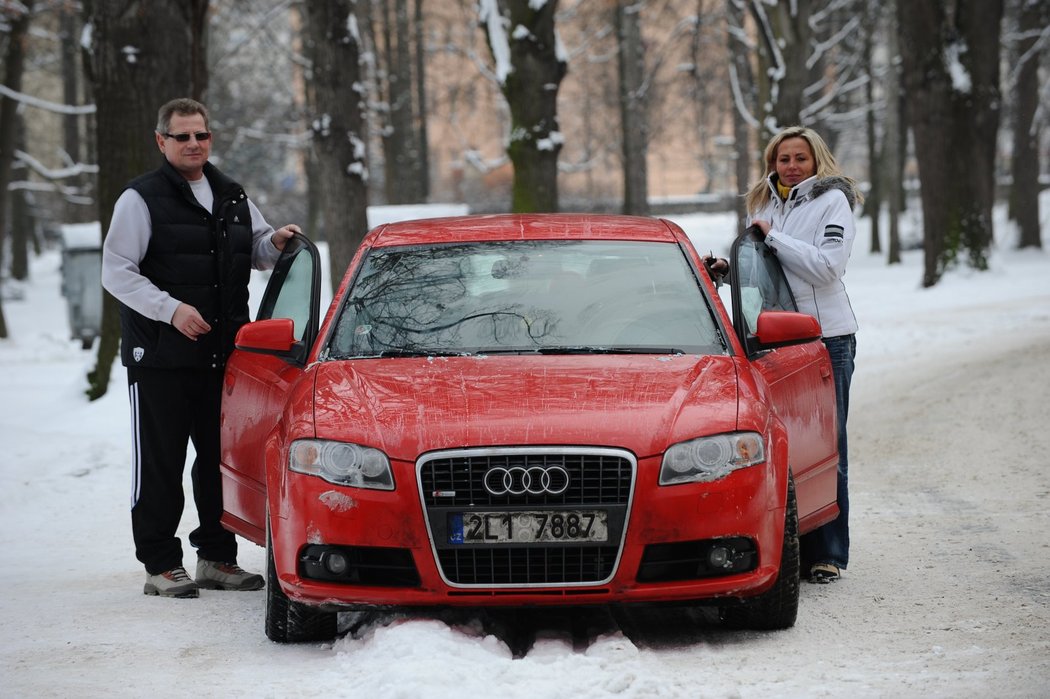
[0,85,95,115]
[14,149,99,180]
[8,179,92,205]
[748,0,785,91]
[1006,25,1050,86]
[728,63,760,130]
[806,15,861,70]
[478,0,512,85]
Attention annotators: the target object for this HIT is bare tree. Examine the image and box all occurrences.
[414,0,430,201]
[479,0,567,212]
[385,0,423,203]
[617,1,649,215]
[727,0,756,232]
[898,0,1003,287]
[302,1,370,287]
[749,0,810,133]
[59,4,92,224]
[882,2,904,266]
[81,0,207,399]
[860,0,882,254]
[736,0,868,146]
[0,0,35,340]
[1008,0,1047,250]
[8,114,30,281]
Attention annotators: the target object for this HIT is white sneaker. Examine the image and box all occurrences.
[195,559,264,591]
[144,566,200,598]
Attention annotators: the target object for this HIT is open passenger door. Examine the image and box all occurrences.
[729,226,840,533]
[220,233,322,544]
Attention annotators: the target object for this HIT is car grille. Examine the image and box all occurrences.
[419,451,632,507]
[437,546,620,585]
[418,447,635,587]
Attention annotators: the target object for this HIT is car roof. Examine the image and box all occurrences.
[366,213,681,248]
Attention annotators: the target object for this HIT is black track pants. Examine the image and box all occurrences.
[127,366,237,574]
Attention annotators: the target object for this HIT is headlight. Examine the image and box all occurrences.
[659,432,765,485]
[289,439,394,490]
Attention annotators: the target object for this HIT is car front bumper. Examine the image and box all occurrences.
[269,452,787,609]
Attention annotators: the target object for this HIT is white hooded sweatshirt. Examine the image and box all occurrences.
[748,174,860,338]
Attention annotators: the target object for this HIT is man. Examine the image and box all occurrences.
[102,98,299,598]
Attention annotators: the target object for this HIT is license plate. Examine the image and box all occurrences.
[448,510,608,544]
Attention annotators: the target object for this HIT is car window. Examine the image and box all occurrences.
[256,235,320,344]
[326,240,726,357]
[731,231,798,336]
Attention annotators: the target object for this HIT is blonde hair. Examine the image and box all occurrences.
[744,125,863,214]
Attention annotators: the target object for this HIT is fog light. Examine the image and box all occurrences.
[323,551,349,575]
[708,546,732,569]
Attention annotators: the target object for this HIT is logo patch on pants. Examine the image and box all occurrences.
[133,347,145,362]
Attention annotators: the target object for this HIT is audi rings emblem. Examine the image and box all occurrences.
[483,465,570,496]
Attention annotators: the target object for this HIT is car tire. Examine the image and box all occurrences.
[265,522,338,643]
[719,475,800,630]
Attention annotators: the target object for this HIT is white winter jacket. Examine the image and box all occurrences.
[748,174,859,338]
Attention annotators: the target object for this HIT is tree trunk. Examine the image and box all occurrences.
[9,113,30,282]
[897,0,1003,287]
[482,0,566,213]
[862,1,882,254]
[617,1,649,216]
[60,5,91,224]
[749,0,812,136]
[727,0,754,234]
[381,0,418,204]
[413,0,429,201]
[1011,0,1045,249]
[0,0,35,340]
[189,0,209,102]
[768,1,811,130]
[82,0,205,399]
[303,0,370,290]
[884,3,903,265]
[10,188,32,281]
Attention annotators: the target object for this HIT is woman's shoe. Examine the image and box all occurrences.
[809,563,841,584]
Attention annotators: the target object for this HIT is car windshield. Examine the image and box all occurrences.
[325,239,725,358]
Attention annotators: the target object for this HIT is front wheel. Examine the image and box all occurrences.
[719,475,800,630]
[265,524,338,643]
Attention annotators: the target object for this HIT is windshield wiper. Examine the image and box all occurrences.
[471,346,684,356]
[538,346,684,355]
[374,348,473,358]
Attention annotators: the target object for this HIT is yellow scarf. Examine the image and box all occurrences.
[776,180,792,201]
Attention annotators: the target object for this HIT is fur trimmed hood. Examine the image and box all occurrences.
[810,176,859,208]
[767,174,859,209]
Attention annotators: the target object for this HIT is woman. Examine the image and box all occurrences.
[746,125,863,583]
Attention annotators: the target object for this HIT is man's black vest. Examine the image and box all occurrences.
[118,160,254,369]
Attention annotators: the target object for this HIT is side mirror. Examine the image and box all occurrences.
[750,311,822,352]
[234,318,303,361]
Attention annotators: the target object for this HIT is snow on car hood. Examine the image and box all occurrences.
[311,354,739,460]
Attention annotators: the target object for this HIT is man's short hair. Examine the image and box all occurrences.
[156,98,209,134]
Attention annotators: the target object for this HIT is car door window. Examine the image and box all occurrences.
[730,227,798,343]
[256,233,321,348]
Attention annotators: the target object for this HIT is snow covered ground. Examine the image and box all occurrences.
[2,203,1049,698]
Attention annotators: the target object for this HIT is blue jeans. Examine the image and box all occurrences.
[801,334,856,570]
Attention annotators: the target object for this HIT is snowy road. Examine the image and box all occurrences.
[2,236,1049,698]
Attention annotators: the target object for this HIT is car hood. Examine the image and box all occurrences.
[311,355,740,460]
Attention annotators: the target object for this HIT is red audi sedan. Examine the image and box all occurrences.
[219,214,839,642]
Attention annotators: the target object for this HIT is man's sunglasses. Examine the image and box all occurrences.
[162,131,212,143]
